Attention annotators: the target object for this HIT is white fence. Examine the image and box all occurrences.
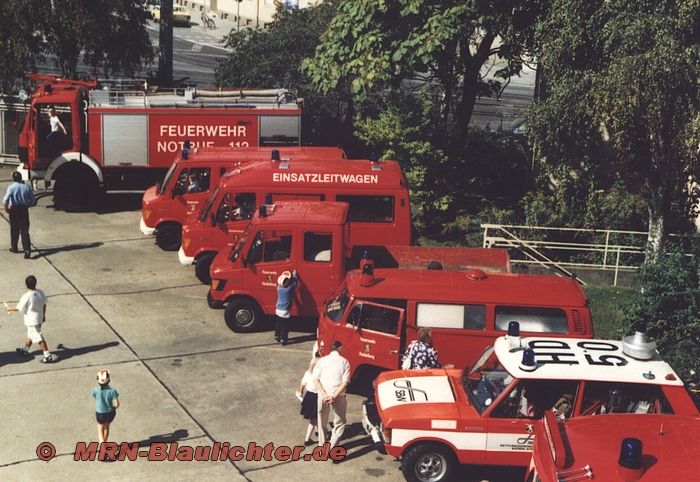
[481,224,650,286]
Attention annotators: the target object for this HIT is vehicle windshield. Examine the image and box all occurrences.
[461,347,515,415]
[228,223,253,263]
[324,286,350,323]
[158,161,179,195]
[198,186,221,222]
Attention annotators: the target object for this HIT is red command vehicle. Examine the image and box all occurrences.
[364,327,699,482]
[526,412,700,482]
[179,156,411,284]
[317,267,593,386]
[140,146,346,251]
[17,74,302,209]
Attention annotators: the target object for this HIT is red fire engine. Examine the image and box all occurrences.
[526,412,700,482]
[140,146,346,251]
[363,324,699,482]
[16,74,302,209]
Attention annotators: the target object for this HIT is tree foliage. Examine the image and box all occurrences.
[0,0,153,88]
[528,0,700,261]
[303,0,549,147]
[619,241,700,380]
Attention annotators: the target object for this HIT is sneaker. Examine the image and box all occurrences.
[24,251,31,259]
[274,336,280,342]
[279,339,287,346]
[304,439,314,446]
[41,355,53,363]
[9,248,19,253]
[16,348,29,356]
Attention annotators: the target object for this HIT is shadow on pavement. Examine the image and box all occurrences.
[52,341,120,362]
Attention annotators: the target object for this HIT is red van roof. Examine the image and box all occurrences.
[344,269,588,308]
[180,146,347,163]
[252,201,349,226]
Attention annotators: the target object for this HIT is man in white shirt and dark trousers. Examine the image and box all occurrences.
[313,340,350,451]
[5,275,53,363]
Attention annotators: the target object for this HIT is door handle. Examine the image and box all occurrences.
[389,350,399,354]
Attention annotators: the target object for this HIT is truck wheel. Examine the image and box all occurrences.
[401,443,457,482]
[53,167,100,211]
[155,224,181,251]
[224,299,263,333]
[195,252,217,285]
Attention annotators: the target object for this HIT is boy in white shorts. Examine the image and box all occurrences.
[5,275,53,363]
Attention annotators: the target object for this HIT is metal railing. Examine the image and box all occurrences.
[481,224,649,286]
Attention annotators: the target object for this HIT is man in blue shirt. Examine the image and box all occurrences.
[3,171,36,259]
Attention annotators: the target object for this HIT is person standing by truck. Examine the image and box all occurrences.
[3,171,36,258]
[403,328,452,369]
[313,341,350,450]
[275,270,297,345]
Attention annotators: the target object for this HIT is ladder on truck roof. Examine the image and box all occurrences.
[89,86,300,110]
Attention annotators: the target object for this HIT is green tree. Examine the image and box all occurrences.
[528,0,700,262]
[303,0,548,148]
[42,0,154,79]
[0,0,46,92]
[619,241,700,381]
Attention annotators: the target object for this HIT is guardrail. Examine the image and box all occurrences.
[481,224,649,286]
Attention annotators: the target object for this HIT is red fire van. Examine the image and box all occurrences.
[140,146,346,250]
[180,156,411,283]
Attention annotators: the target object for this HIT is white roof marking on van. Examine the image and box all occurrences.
[495,337,683,386]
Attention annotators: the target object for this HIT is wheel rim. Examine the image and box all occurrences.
[414,452,447,482]
[235,309,254,326]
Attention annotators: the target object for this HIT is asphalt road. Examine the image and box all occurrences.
[0,165,527,481]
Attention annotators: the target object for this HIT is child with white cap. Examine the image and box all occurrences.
[274,269,297,345]
[92,369,120,445]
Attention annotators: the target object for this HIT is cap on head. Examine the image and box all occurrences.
[97,369,110,384]
[278,271,292,286]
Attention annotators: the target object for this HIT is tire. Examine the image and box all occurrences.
[224,299,263,333]
[155,224,181,251]
[53,166,100,212]
[401,443,457,482]
[195,252,217,285]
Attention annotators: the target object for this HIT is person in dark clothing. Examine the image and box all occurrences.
[3,171,36,258]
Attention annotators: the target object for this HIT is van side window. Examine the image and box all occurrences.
[490,380,579,419]
[416,303,486,330]
[350,301,401,335]
[233,193,256,220]
[269,193,325,202]
[263,231,292,262]
[495,306,569,334]
[336,195,394,222]
[187,167,211,193]
[304,232,332,262]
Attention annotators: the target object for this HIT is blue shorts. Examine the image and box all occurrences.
[96,410,116,424]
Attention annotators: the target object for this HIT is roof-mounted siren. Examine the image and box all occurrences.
[359,263,375,287]
[622,321,657,360]
[369,152,382,171]
[506,321,521,351]
[265,193,273,205]
[182,140,191,160]
[271,149,280,161]
[258,204,267,218]
[519,347,537,372]
[360,250,374,271]
[466,269,487,281]
[617,438,643,482]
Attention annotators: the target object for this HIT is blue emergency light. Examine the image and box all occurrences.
[618,438,643,469]
[519,348,536,372]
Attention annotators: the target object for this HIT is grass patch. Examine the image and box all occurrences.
[582,285,637,339]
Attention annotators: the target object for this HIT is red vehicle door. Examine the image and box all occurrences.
[244,228,294,315]
[334,300,405,374]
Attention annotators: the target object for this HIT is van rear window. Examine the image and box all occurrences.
[416,303,486,330]
[495,306,569,334]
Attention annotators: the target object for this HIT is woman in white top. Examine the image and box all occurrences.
[297,352,321,446]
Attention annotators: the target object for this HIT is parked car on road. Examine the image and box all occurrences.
[152,5,191,26]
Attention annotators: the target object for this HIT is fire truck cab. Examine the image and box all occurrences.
[364,325,699,482]
[17,75,302,210]
[179,156,411,284]
[317,267,593,387]
[140,146,346,251]
[526,412,700,482]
